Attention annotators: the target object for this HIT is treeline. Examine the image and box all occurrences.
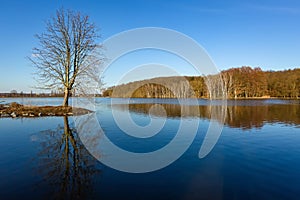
[103,67,300,99]
[104,76,204,98]
[0,92,64,98]
[222,67,299,98]
[0,91,102,98]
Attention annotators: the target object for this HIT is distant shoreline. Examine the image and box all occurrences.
[0,96,299,100]
[0,94,102,98]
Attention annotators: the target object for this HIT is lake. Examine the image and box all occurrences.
[0,98,299,199]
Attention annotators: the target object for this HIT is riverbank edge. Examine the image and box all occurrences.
[0,102,92,118]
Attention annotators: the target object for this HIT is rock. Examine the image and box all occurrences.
[29,113,35,117]
[11,112,17,118]
[1,113,10,117]
[22,113,28,116]
[38,113,42,117]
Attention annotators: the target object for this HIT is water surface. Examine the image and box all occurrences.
[0,98,299,199]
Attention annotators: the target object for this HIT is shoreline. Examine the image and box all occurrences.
[0,102,92,118]
[0,96,299,100]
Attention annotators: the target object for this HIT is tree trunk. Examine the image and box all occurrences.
[63,87,70,107]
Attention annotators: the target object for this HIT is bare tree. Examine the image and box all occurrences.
[204,74,225,99]
[30,8,102,106]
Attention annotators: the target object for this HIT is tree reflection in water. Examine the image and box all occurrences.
[34,116,101,199]
[113,103,300,129]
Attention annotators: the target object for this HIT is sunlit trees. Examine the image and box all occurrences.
[102,67,299,99]
[266,68,300,98]
[221,66,268,98]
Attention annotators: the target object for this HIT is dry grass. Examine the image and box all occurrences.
[0,102,91,118]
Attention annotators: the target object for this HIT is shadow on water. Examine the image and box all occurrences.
[112,103,300,129]
[33,116,101,199]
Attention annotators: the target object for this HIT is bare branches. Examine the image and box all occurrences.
[29,8,102,106]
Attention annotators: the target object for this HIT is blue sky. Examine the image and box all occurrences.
[0,0,299,92]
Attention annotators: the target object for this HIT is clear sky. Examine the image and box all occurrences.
[0,0,299,92]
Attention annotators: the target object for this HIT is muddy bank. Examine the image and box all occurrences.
[0,102,92,118]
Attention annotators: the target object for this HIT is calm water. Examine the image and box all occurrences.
[0,98,299,199]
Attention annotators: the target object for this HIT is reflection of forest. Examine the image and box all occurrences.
[114,104,300,129]
[34,116,101,199]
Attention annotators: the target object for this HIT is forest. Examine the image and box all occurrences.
[102,67,300,99]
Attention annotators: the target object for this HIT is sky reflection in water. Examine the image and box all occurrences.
[0,98,299,199]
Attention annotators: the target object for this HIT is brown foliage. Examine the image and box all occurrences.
[103,67,300,99]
